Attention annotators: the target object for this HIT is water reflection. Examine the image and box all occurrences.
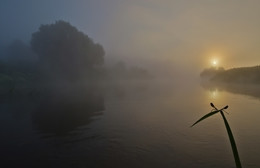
[0,85,105,167]
[1,85,104,137]
[1,81,260,167]
[208,88,219,99]
[32,86,104,137]
[201,81,260,100]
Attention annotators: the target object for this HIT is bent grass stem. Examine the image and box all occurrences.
[191,103,242,168]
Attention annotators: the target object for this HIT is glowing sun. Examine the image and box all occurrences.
[211,59,218,66]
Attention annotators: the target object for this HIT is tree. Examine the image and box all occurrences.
[200,67,225,79]
[31,20,105,81]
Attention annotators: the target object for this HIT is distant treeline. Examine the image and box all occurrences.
[200,66,260,84]
[0,20,151,92]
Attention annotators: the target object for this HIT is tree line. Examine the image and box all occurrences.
[0,20,151,90]
[200,66,260,84]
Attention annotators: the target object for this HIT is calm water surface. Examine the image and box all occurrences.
[1,80,260,168]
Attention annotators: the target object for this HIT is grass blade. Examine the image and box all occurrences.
[192,103,242,168]
[191,110,220,127]
[220,111,242,168]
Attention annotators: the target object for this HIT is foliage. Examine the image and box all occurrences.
[211,66,260,84]
[31,20,105,81]
[200,67,225,79]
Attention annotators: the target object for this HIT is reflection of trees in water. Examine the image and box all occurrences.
[201,81,260,100]
[32,86,104,136]
[0,86,104,168]
[0,85,104,137]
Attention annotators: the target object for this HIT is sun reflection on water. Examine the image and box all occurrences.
[209,89,219,99]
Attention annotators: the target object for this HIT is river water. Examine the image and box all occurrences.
[1,79,260,168]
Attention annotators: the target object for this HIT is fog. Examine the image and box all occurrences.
[2,0,260,78]
[2,1,260,168]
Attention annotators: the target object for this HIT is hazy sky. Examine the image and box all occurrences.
[1,0,260,73]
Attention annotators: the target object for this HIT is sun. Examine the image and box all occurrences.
[211,59,218,67]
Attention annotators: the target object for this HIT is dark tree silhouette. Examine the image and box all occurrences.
[211,66,260,84]
[200,67,225,79]
[31,20,105,81]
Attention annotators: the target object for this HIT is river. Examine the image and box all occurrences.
[1,79,260,168]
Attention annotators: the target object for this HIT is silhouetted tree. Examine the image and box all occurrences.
[211,66,260,84]
[200,67,225,79]
[31,20,105,81]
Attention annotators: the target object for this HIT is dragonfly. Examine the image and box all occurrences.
[191,103,242,168]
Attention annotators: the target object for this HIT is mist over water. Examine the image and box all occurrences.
[0,78,260,167]
[1,1,260,168]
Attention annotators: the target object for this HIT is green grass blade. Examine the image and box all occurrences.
[220,111,242,168]
[191,110,220,127]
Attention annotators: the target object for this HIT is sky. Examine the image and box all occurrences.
[1,0,260,74]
